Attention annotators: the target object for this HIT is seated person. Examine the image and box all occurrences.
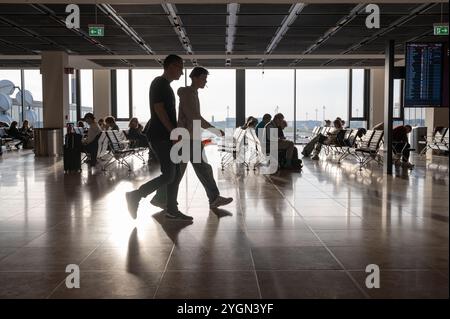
[255,113,271,137]
[241,116,258,130]
[127,117,148,148]
[7,121,28,149]
[263,113,298,169]
[310,119,344,160]
[104,116,119,131]
[81,113,102,166]
[98,118,106,131]
[19,119,34,149]
[393,124,414,169]
[278,120,287,140]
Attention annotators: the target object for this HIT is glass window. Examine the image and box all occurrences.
[393,79,402,119]
[80,69,93,118]
[404,107,425,127]
[116,69,130,119]
[23,70,43,128]
[68,72,77,123]
[0,69,22,124]
[246,69,294,138]
[296,69,349,142]
[351,69,364,118]
[185,68,235,131]
[132,69,162,124]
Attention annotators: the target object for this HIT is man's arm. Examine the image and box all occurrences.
[154,102,175,134]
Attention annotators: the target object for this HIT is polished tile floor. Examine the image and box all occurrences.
[0,148,448,299]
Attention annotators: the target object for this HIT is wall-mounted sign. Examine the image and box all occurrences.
[434,23,449,36]
[88,25,104,37]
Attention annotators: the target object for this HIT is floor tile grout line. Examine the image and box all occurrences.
[44,240,106,299]
[235,177,262,299]
[266,176,371,299]
[152,243,176,299]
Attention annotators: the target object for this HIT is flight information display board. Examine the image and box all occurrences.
[404,42,444,107]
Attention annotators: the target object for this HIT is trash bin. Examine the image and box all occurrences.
[34,128,63,157]
[410,126,427,154]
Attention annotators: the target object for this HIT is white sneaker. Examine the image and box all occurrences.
[210,196,233,209]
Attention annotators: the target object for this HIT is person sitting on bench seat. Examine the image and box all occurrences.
[81,113,101,166]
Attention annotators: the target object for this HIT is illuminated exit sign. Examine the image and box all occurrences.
[434,24,448,36]
[88,25,104,37]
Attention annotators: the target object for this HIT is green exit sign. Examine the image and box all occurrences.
[89,25,104,37]
[434,24,448,36]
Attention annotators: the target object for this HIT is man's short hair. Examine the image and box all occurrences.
[189,67,209,79]
[405,125,412,131]
[163,54,183,69]
[262,113,272,121]
[273,113,284,121]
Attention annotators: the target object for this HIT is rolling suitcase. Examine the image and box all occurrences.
[64,133,82,173]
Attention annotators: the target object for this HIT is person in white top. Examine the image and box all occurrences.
[151,67,233,210]
[81,112,101,166]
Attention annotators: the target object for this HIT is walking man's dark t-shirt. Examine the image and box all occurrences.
[148,76,177,142]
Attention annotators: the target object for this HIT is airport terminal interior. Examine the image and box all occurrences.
[0,1,449,299]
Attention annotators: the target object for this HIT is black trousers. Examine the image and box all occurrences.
[136,139,180,212]
[393,142,410,162]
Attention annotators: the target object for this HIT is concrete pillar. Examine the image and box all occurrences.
[236,69,245,128]
[41,51,69,128]
[425,108,449,132]
[369,68,385,129]
[93,69,111,119]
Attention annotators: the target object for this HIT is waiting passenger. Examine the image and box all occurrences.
[8,121,27,149]
[311,119,344,160]
[241,116,258,130]
[255,113,271,137]
[104,116,119,131]
[127,117,148,148]
[19,120,33,149]
[98,118,106,131]
[81,113,102,166]
[393,124,414,169]
[263,113,298,169]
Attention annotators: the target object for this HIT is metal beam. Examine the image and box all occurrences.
[291,3,365,66]
[225,3,239,66]
[162,3,197,66]
[97,3,159,66]
[30,4,120,59]
[0,14,71,53]
[259,3,306,67]
[322,3,437,66]
[384,40,395,175]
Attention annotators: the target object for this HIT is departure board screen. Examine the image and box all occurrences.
[405,42,443,107]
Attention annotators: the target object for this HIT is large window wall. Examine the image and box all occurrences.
[246,69,294,138]
[296,69,349,143]
[80,69,93,119]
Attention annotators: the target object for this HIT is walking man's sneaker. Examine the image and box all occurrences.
[210,196,233,209]
[165,210,194,221]
[150,196,167,210]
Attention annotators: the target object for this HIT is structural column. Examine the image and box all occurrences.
[236,69,245,128]
[41,51,69,128]
[93,69,112,120]
[369,68,385,128]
